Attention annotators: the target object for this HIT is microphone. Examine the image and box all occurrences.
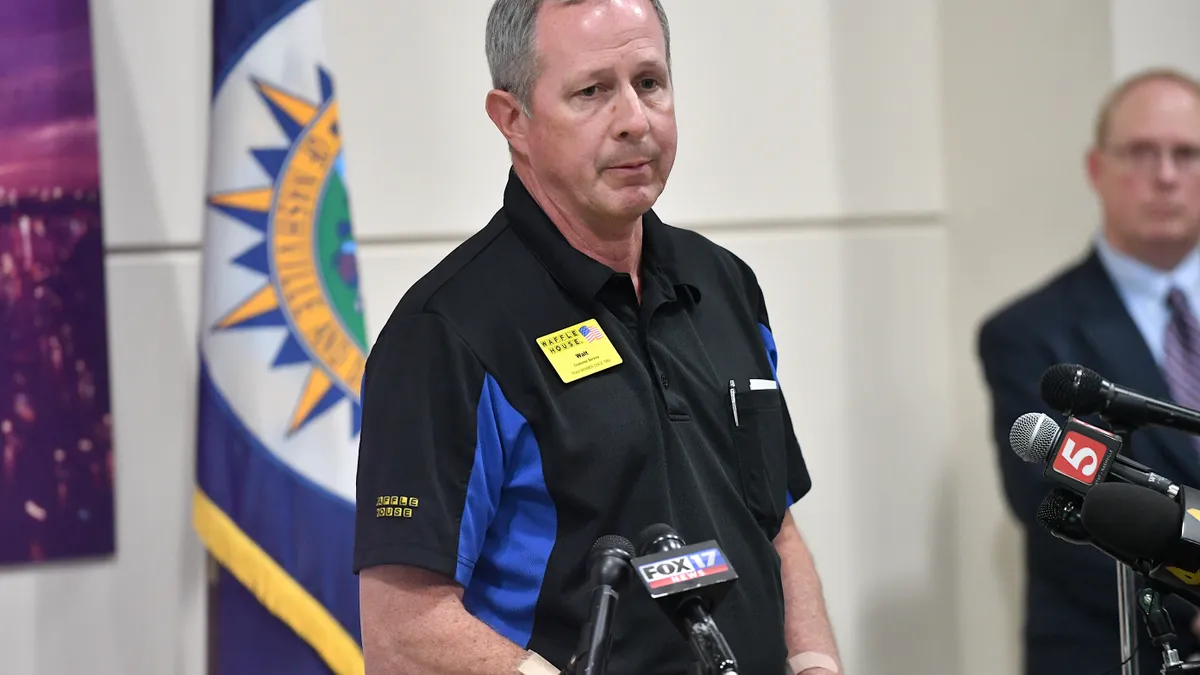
[1040,363,1200,436]
[632,524,739,675]
[1036,487,1159,567]
[1080,482,1200,608]
[1080,483,1200,671]
[1036,488,1091,545]
[564,534,636,675]
[1009,412,1179,498]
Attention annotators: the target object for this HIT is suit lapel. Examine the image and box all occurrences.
[1069,251,1200,480]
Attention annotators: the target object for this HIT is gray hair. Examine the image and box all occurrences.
[485,0,672,114]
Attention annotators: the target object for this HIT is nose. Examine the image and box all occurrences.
[612,83,650,140]
[1156,153,1181,184]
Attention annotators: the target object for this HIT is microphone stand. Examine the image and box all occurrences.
[680,599,738,675]
[1120,561,1142,675]
[1135,583,1200,673]
[1113,426,1141,675]
[561,585,619,675]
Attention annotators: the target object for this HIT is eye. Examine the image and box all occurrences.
[639,78,659,91]
[1176,145,1200,164]
[578,85,600,98]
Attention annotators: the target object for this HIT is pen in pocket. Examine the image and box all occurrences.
[729,379,739,427]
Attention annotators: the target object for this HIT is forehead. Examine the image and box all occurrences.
[535,0,666,72]
[1108,79,1200,142]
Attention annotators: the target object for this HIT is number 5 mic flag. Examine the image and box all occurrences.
[194,1,365,673]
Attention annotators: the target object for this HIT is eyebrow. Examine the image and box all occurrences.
[575,58,668,83]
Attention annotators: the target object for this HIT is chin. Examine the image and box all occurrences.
[610,184,663,216]
[1142,220,1200,243]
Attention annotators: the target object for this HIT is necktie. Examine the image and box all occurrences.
[1163,287,1200,415]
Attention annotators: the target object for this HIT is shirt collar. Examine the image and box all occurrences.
[502,168,700,305]
[1094,232,1200,307]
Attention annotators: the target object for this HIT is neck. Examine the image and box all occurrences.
[1104,228,1196,271]
[514,162,643,293]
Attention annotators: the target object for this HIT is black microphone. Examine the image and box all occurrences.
[1080,482,1200,608]
[564,534,636,675]
[1036,489,1091,545]
[1079,483,1200,669]
[632,524,739,675]
[1040,363,1200,436]
[1009,412,1179,498]
[1036,488,1157,568]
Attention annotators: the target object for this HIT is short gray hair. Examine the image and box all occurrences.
[485,0,672,113]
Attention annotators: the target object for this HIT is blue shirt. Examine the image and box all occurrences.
[1094,233,1200,365]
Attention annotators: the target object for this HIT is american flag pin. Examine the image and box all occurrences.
[580,325,604,342]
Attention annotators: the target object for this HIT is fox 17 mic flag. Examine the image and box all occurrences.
[194,1,365,673]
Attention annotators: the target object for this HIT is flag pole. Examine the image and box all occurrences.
[207,553,220,675]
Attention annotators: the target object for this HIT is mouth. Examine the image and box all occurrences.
[609,160,652,171]
[1146,204,1185,219]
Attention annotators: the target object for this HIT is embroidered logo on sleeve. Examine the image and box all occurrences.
[375,495,419,518]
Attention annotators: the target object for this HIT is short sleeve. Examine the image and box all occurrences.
[754,287,813,508]
[353,312,494,583]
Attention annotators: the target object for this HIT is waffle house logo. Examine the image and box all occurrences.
[207,66,367,437]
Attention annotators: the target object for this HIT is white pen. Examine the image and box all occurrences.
[729,379,739,426]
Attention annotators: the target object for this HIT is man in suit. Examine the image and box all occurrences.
[978,67,1200,675]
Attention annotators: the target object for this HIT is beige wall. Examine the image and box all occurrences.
[942,3,1112,674]
[945,2,1200,673]
[0,0,1196,673]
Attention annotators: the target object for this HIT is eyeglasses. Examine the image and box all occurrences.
[1106,140,1200,175]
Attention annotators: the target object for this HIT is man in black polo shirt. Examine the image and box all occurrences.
[353,1,842,674]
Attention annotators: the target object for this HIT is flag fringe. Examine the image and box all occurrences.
[193,487,364,675]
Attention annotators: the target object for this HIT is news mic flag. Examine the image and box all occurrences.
[1044,417,1122,493]
[1009,412,1124,496]
[194,1,365,674]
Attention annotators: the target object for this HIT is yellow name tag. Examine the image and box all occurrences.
[535,318,623,383]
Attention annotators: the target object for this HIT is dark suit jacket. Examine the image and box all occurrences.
[978,248,1200,675]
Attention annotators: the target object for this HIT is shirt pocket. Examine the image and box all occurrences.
[730,386,787,532]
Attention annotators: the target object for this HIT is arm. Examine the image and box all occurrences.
[775,510,842,675]
[359,565,533,675]
[746,279,840,672]
[750,284,840,673]
[355,312,546,675]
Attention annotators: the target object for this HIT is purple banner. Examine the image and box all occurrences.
[0,0,115,565]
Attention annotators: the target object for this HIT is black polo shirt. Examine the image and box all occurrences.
[354,169,813,675]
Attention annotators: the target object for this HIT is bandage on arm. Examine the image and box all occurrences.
[515,651,559,675]
[788,651,840,674]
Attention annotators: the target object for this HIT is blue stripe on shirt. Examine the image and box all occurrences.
[758,322,795,507]
[457,373,558,648]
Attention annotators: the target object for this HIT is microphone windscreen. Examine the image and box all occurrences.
[636,523,680,555]
[1009,412,1060,463]
[1081,482,1180,560]
[1039,364,1105,412]
[591,534,635,557]
[1036,490,1078,531]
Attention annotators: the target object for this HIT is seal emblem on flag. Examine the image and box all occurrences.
[206,67,367,438]
[195,3,366,672]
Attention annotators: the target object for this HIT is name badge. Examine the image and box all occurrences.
[535,318,622,384]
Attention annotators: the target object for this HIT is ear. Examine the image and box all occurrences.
[485,89,529,154]
[1085,146,1104,191]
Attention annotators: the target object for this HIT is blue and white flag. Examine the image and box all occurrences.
[194,1,365,673]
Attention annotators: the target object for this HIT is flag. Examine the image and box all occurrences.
[194,1,365,673]
[580,325,604,342]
